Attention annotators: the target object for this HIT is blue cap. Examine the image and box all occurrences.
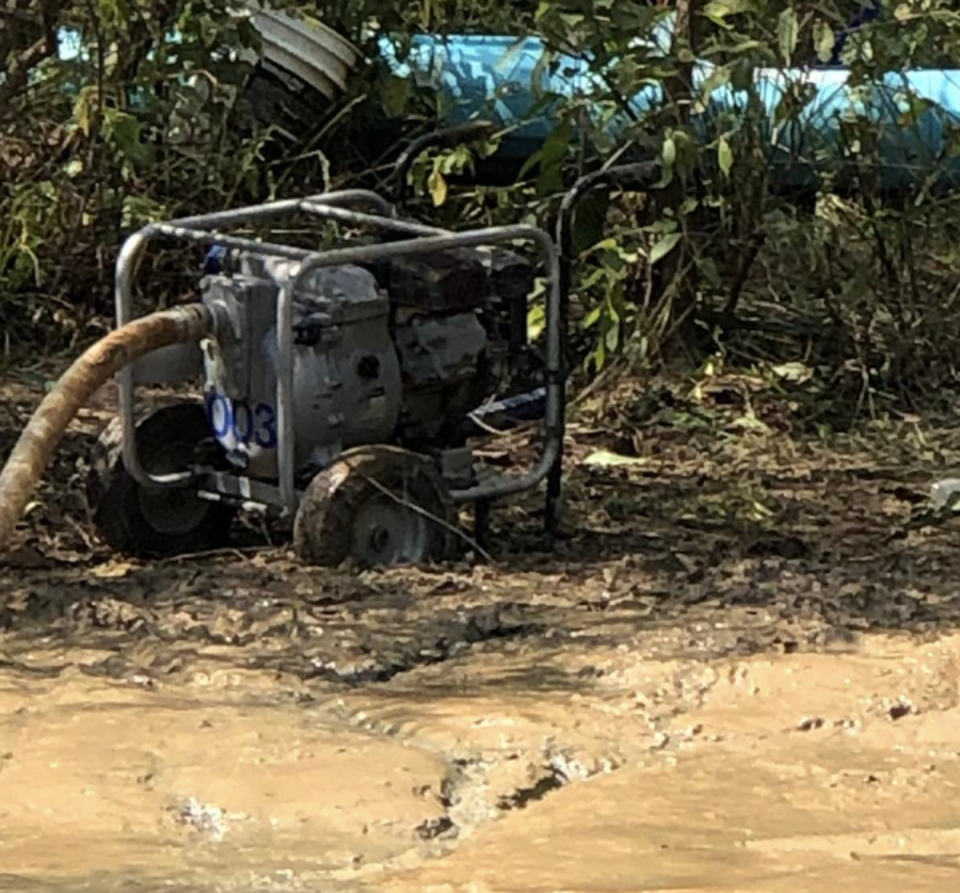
[202,245,227,275]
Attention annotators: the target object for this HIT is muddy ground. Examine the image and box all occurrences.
[3,370,960,892]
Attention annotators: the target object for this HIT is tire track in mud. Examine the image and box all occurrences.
[5,495,960,892]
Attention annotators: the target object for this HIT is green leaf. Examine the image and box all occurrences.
[606,294,621,325]
[658,135,677,188]
[704,0,754,26]
[73,89,94,137]
[718,135,734,177]
[121,195,165,230]
[381,75,411,118]
[527,303,546,341]
[778,8,799,66]
[649,233,681,265]
[428,169,448,207]
[441,146,473,175]
[643,218,678,235]
[662,135,677,168]
[593,338,606,371]
[582,304,603,329]
[103,108,144,162]
[605,322,620,353]
[535,116,571,197]
[699,65,730,109]
[813,20,837,64]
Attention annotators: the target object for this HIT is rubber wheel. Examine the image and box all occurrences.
[293,445,454,568]
[87,403,235,558]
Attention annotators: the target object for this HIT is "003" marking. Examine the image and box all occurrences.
[205,393,278,449]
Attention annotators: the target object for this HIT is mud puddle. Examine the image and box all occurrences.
[4,611,960,892]
[379,633,960,893]
[0,668,447,891]
[5,375,960,890]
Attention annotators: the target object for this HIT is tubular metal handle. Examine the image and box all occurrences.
[594,161,661,191]
[544,160,663,536]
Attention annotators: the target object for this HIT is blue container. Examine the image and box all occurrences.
[379,32,960,190]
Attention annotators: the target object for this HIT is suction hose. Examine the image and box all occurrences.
[0,303,216,551]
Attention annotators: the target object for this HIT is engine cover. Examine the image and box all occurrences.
[394,312,487,388]
[369,249,489,315]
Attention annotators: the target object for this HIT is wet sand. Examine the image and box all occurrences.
[3,376,960,891]
[3,620,960,892]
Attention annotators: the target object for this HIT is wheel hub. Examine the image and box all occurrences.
[136,439,208,536]
[351,500,427,566]
[368,525,390,553]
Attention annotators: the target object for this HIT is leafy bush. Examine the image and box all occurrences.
[488,1,960,415]
[0,0,298,349]
[4,0,960,424]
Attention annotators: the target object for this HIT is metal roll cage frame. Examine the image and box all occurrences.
[114,188,564,523]
[114,108,660,540]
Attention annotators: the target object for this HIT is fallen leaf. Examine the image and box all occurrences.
[771,362,813,383]
[583,450,650,469]
[729,412,771,434]
[92,560,136,579]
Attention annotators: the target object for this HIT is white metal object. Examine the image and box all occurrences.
[246,4,362,100]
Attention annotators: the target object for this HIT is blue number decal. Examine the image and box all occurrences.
[254,402,278,449]
[206,392,276,449]
[232,400,253,444]
[206,393,232,440]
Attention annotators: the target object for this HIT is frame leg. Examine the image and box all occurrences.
[474,498,491,556]
[544,365,565,540]
[545,457,562,538]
